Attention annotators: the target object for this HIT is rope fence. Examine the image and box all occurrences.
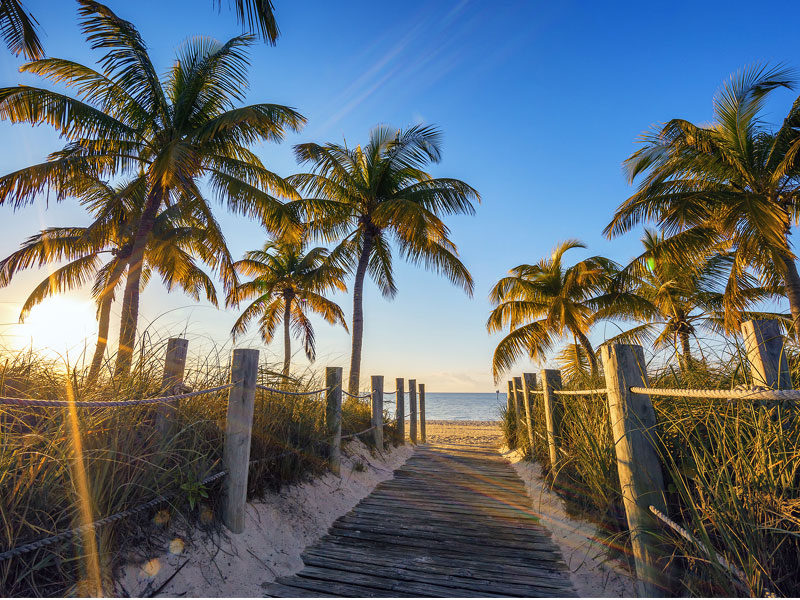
[630,385,800,401]
[0,383,236,408]
[341,390,372,399]
[0,471,227,563]
[255,384,329,396]
[553,388,607,396]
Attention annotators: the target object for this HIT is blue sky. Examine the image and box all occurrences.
[0,0,796,391]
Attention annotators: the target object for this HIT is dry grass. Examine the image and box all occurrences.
[501,340,800,597]
[0,337,393,597]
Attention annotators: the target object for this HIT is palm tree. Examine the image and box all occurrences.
[0,0,305,374]
[0,178,235,382]
[487,240,617,381]
[0,0,43,59]
[1,0,278,61]
[605,64,800,339]
[213,0,279,45]
[289,124,479,393]
[597,230,782,366]
[228,240,348,376]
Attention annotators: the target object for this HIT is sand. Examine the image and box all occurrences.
[424,419,503,445]
[116,440,413,597]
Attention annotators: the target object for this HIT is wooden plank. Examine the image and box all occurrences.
[298,565,508,598]
[300,557,570,597]
[302,546,574,587]
[322,529,567,562]
[329,521,560,552]
[312,538,572,574]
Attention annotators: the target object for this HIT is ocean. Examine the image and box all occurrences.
[386,392,505,421]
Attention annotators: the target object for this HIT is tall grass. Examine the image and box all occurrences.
[502,340,800,597]
[0,338,393,596]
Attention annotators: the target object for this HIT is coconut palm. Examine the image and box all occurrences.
[290,124,478,393]
[0,0,305,374]
[214,0,279,45]
[0,0,42,59]
[228,240,348,376]
[597,229,783,366]
[1,0,278,61]
[0,176,235,382]
[604,64,800,339]
[487,240,618,380]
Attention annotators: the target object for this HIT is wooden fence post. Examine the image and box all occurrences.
[371,375,384,449]
[158,337,188,436]
[396,378,405,444]
[222,348,259,534]
[601,344,671,597]
[513,376,525,449]
[419,383,426,443]
[522,372,537,452]
[741,319,792,389]
[506,380,516,449]
[409,379,418,444]
[326,367,343,475]
[540,369,563,471]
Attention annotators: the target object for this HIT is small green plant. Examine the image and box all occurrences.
[353,459,367,472]
[180,475,209,511]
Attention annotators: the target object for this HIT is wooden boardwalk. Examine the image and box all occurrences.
[264,442,576,597]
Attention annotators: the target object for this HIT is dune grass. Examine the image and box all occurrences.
[0,338,394,596]
[502,340,800,597]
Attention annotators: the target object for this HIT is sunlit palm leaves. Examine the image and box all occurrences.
[597,229,785,365]
[289,124,479,393]
[605,64,800,338]
[228,240,348,375]
[0,0,42,60]
[487,240,618,380]
[0,0,305,374]
[0,175,235,381]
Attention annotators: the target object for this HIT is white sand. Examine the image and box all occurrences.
[502,446,636,597]
[424,419,502,445]
[116,440,413,597]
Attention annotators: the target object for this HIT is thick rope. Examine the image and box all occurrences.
[341,390,372,399]
[648,505,747,583]
[631,386,800,401]
[0,471,226,562]
[553,388,607,396]
[255,385,329,396]
[0,384,235,408]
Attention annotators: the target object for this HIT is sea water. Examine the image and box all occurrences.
[385,392,505,421]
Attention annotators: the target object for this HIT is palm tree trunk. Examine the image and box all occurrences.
[115,189,163,376]
[283,296,292,376]
[87,295,113,383]
[87,256,128,384]
[348,235,374,395]
[780,253,800,341]
[574,330,598,375]
[680,331,692,364]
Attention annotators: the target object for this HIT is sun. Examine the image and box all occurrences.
[17,298,97,357]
